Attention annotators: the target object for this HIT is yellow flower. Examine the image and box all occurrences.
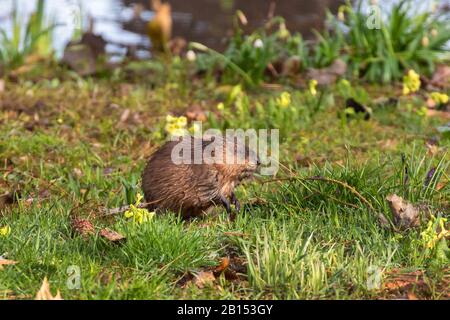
[430,92,449,105]
[217,102,225,111]
[309,79,318,96]
[402,69,421,95]
[124,193,155,225]
[0,225,11,237]
[276,91,291,108]
[421,215,449,249]
[165,115,188,137]
[421,36,429,47]
[124,210,134,219]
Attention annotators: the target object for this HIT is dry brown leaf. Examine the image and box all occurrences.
[386,194,420,230]
[71,217,95,238]
[35,277,63,300]
[281,56,301,77]
[307,59,347,85]
[436,181,447,191]
[119,108,131,123]
[0,257,18,270]
[185,105,207,122]
[430,64,450,88]
[214,257,230,274]
[407,291,418,300]
[0,259,17,266]
[193,271,215,288]
[427,109,450,119]
[100,228,126,243]
[425,143,439,156]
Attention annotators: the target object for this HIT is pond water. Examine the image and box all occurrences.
[0,0,448,58]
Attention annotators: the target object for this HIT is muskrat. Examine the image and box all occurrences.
[142,135,259,218]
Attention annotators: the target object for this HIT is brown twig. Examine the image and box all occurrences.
[101,199,162,216]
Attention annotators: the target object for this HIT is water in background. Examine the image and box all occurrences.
[0,0,447,58]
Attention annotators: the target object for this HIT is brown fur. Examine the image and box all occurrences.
[142,136,258,218]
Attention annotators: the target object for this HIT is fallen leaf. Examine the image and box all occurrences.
[72,168,83,177]
[307,59,347,85]
[430,64,450,88]
[119,108,131,123]
[425,143,439,156]
[71,217,95,239]
[0,257,18,270]
[281,56,301,77]
[386,194,420,230]
[426,97,437,109]
[426,109,450,119]
[407,291,418,300]
[35,277,63,300]
[0,79,4,93]
[214,257,230,274]
[100,228,126,243]
[193,271,215,288]
[185,104,207,122]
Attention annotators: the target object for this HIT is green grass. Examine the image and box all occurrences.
[0,60,449,300]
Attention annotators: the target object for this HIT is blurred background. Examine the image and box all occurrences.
[0,0,347,56]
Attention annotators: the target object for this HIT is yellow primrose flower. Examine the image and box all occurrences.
[276,92,291,108]
[421,215,449,249]
[309,79,318,96]
[166,114,177,123]
[0,225,11,237]
[124,193,155,225]
[165,115,188,137]
[402,69,421,95]
[217,102,225,111]
[430,92,449,105]
[176,116,187,127]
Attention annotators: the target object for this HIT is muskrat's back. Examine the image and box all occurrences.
[141,136,258,218]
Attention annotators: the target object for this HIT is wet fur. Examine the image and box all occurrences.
[142,136,257,218]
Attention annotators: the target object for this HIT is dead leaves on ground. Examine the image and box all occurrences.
[382,269,450,300]
[386,194,420,231]
[306,59,347,86]
[179,256,246,289]
[70,217,95,239]
[70,216,126,244]
[99,228,126,243]
[35,277,63,300]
